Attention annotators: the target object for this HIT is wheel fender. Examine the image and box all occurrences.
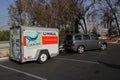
[34,49,41,60]
[77,45,85,50]
[35,49,50,60]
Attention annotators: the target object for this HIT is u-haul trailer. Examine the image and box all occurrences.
[9,26,59,63]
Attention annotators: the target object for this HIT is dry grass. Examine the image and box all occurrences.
[0,48,9,58]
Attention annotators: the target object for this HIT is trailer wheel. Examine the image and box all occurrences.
[38,51,48,63]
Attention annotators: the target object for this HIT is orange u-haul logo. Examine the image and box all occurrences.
[42,36,58,45]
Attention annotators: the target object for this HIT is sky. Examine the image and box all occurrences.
[0,0,14,30]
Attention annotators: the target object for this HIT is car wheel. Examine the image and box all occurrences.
[101,44,107,50]
[78,46,85,54]
[38,52,48,63]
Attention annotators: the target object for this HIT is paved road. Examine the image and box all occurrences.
[0,44,120,80]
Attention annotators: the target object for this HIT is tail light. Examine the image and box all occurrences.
[23,36,26,46]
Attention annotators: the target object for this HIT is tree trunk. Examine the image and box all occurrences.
[75,18,79,33]
[80,23,86,33]
[113,13,120,36]
[106,0,120,36]
[75,18,86,33]
[83,18,87,34]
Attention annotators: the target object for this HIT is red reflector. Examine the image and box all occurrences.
[23,36,26,46]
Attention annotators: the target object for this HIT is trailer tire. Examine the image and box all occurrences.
[38,50,48,63]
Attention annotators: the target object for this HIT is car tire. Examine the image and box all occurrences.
[77,46,85,54]
[101,44,107,50]
[38,51,48,63]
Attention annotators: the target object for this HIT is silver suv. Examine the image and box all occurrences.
[64,34,107,53]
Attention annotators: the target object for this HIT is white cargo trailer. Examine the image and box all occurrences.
[9,26,59,63]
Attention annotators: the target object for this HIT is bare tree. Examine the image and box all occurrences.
[75,0,96,33]
[8,0,52,27]
[8,0,23,26]
[105,0,120,36]
[88,0,120,37]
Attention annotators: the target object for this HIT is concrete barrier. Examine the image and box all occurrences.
[0,41,9,49]
[0,48,9,58]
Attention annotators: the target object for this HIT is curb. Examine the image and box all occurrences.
[0,57,8,61]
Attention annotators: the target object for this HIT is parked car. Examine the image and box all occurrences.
[64,34,107,53]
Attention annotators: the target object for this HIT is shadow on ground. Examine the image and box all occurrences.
[98,61,120,69]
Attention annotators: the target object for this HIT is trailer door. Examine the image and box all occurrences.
[10,28,21,60]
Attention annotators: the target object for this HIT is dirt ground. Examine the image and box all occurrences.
[0,48,9,58]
